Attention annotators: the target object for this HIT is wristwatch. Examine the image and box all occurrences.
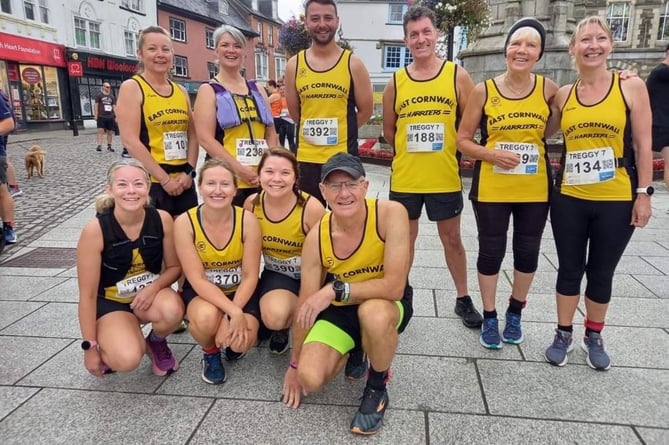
[185,164,196,179]
[81,340,98,351]
[636,186,654,196]
[332,280,350,303]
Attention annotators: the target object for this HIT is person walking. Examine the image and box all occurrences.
[646,43,669,211]
[544,16,653,371]
[457,18,558,348]
[283,0,373,205]
[94,82,116,153]
[77,160,183,377]
[0,90,16,249]
[193,25,277,208]
[382,5,481,329]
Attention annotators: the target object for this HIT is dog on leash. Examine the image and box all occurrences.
[25,145,46,179]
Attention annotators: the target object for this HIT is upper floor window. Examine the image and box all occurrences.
[275,56,286,81]
[1,0,11,14]
[383,45,412,70]
[268,25,273,46]
[606,2,630,42]
[659,2,669,41]
[255,51,268,80]
[207,62,217,79]
[388,3,407,24]
[24,0,47,22]
[206,28,215,49]
[219,0,228,15]
[173,55,188,77]
[75,17,101,49]
[257,22,264,43]
[121,0,143,13]
[124,31,138,57]
[170,17,186,42]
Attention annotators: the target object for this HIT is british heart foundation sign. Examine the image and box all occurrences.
[68,61,83,77]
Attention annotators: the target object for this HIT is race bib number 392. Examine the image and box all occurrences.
[302,118,338,145]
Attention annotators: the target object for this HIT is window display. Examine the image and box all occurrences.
[20,64,62,120]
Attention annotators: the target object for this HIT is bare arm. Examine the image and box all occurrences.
[456,82,490,160]
[455,65,475,119]
[0,116,14,135]
[302,196,326,233]
[285,56,300,127]
[350,54,373,128]
[381,77,397,150]
[231,210,261,309]
[543,78,561,139]
[256,85,279,147]
[181,85,200,172]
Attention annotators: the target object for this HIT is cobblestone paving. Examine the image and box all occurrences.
[1,129,117,261]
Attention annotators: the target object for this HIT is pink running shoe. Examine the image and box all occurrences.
[145,332,179,376]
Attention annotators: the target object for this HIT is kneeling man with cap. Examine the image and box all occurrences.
[282,152,413,435]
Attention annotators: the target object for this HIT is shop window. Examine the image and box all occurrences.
[173,56,188,77]
[20,64,61,121]
[75,17,101,49]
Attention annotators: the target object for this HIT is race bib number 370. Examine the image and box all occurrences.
[205,267,242,289]
[564,147,615,185]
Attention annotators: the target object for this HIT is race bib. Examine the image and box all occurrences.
[116,271,159,300]
[264,254,301,279]
[205,267,242,289]
[302,118,338,145]
[564,147,616,185]
[103,104,112,112]
[406,123,444,152]
[236,139,268,166]
[163,131,188,160]
[493,142,539,175]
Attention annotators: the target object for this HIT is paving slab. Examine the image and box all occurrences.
[428,412,641,444]
[0,388,212,445]
[636,427,669,445]
[0,336,70,384]
[0,276,68,300]
[634,274,669,298]
[1,302,80,338]
[0,386,39,420]
[0,300,46,330]
[28,277,79,303]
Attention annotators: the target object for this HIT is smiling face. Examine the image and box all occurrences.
[320,171,368,216]
[198,165,238,209]
[569,18,613,71]
[106,165,150,211]
[404,16,438,61]
[137,31,173,75]
[505,28,541,73]
[259,154,297,199]
[216,32,245,69]
[305,1,339,46]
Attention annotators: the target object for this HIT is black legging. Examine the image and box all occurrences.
[274,117,296,153]
[550,192,634,303]
[472,201,549,276]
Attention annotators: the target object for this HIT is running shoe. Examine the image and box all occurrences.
[96,145,102,152]
[145,332,179,376]
[454,296,483,328]
[480,317,502,349]
[121,148,131,158]
[8,186,22,198]
[544,329,574,367]
[201,350,226,384]
[4,226,17,244]
[107,145,115,152]
[224,346,246,361]
[502,312,524,344]
[269,329,290,354]
[582,332,611,371]
[345,349,368,381]
[350,386,389,435]
[173,319,188,334]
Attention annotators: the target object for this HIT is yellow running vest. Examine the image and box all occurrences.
[391,61,461,193]
[104,248,160,303]
[558,73,634,201]
[295,49,356,164]
[186,205,245,295]
[471,75,551,203]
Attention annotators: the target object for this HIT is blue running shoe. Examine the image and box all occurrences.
[582,332,611,371]
[502,312,524,344]
[480,317,502,349]
[350,386,388,435]
[4,226,17,244]
[201,350,226,384]
[345,349,368,381]
[545,329,574,367]
[224,346,246,361]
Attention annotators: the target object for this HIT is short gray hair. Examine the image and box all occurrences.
[213,25,246,48]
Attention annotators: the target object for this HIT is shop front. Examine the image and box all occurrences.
[66,50,138,120]
[0,32,67,131]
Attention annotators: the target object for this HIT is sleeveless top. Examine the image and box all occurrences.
[184,205,245,295]
[133,75,190,182]
[318,198,384,306]
[556,73,636,201]
[252,191,310,280]
[295,49,358,163]
[470,75,552,203]
[391,61,461,193]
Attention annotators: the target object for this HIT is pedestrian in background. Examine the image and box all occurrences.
[284,0,373,205]
[382,6,481,329]
[544,16,653,371]
[193,25,277,208]
[457,18,558,349]
[94,82,116,153]
[77,159,183,377]
[116,26,199,218]
[0,90,16,250]
[646,43,669,212]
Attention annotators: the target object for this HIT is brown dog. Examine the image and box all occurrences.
[25,145,46,179]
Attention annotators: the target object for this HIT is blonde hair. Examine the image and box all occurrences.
[95,159,151,213]
[570,16,613,46]
[197,157,239,188]
[136,26,172,73]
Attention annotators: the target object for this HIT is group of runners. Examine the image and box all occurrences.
[76,0,654,436]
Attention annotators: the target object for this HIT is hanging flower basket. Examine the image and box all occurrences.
[279,15,311,56]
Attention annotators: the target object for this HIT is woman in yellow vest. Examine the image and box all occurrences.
[77,160,183,378]
[243,147,325,354]
[174,158,262,384]
[457,18,558,350]
[544,16,652,370]
[116,26,199,217]
[193,25,278,208]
